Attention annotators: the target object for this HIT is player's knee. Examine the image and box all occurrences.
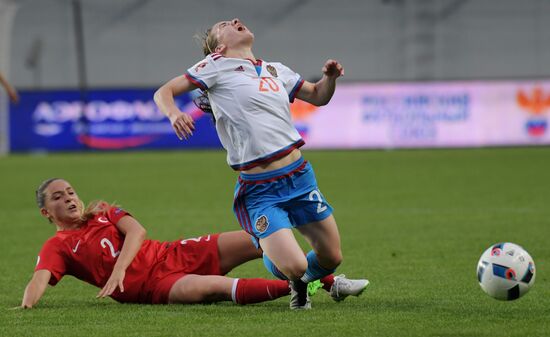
[169,282,197,304]
[169,277,227,304]
[280,258,308,280]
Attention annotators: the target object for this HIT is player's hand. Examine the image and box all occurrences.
[8,306,26,310]
[97,269,125,298]
[169,111,195,140]
[322,59,344,79]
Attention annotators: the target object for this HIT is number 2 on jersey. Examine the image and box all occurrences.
[309,190,328,213]
[258,77,280,92]
[180,235,211,245]
[101,238,120,258]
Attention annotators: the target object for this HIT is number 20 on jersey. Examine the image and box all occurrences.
[258,77,280,92]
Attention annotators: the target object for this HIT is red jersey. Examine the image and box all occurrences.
[35,207,173,303]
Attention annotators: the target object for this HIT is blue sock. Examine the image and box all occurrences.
[263,253,288,280]
[300,250,336,283]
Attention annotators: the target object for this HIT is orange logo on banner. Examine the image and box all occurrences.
[516,87,550,115]
[290,100,318,121]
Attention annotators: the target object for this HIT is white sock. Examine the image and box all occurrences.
[231,279,239,303]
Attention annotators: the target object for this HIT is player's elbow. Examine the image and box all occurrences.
[310,87,331,106]
[138,227,147,240]
[315,99,330,107]
[300,94,328,107]
[153,88,164,106]
[132,226,147,241]
[154,84,175,105]
[310,97,330,107]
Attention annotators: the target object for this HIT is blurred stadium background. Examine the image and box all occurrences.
[1,1,549,336]
[1,0,550,153]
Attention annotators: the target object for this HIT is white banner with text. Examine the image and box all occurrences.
[291,80,550,148]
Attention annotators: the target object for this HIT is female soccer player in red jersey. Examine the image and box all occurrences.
[20,178,367,308]
[154,18,352,309]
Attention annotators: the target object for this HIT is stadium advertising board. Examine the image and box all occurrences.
[9,89,220,152]
[9,81,550,152]
[293,80,550,148]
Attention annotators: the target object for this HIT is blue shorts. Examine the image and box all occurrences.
[233,157,333,248]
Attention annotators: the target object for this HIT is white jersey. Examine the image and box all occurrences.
[185,53,305,170]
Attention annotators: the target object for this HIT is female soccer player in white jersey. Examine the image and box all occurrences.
[154,18,367,309]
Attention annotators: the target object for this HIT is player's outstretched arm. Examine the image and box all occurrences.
[295,59,344,106]
[97,215,146,298]
[21,269,51,308]
[154,75,198,140]
[0,71,19,103]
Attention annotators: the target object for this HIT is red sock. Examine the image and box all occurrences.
[234,278,290,305]
[320,274,335,292]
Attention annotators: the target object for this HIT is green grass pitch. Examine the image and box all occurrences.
[0,148,549,337]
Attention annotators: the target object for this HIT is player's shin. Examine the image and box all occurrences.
[232,278,290,305]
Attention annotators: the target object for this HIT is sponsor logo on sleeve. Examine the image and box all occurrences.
[195,62,207,72]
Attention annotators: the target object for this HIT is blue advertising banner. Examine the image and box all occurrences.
[9,89,221,152]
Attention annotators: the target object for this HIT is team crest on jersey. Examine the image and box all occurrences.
[255,215,269,233]
[266,65,278,77]
[97,216,109,224]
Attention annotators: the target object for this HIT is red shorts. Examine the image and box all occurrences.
[147,234,223,304]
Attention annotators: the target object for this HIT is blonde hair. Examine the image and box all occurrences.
[197,28,219,56]
[81,200,120,222]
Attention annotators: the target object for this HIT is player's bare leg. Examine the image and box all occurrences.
[259,229,307,281]
[169,275,234,303]
[259,229,310,309]
[297,214,343,270]
[217,230,262,274]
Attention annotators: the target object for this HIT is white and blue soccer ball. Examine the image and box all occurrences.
[477,242,535,301]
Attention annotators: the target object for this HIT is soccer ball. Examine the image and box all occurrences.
[477,242,535,300]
